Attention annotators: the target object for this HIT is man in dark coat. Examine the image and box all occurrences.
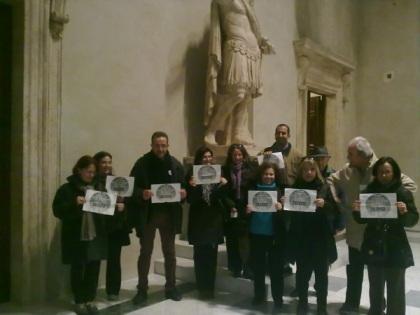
[129,131,186,304]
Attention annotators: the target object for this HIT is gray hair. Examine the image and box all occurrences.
[348,136,373,158]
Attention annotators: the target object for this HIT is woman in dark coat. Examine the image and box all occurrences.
[186,146,233,299]
[222,143,257,278]
[93,151,130,301]
[245,162,288,309]
[52,155,107,315]
[352,156,418,315]
[287,158,338,315]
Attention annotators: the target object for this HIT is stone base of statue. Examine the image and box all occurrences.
[205,143,261,157]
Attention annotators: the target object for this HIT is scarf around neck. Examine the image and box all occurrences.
[231,162,243,199]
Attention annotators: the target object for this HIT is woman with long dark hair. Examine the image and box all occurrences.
[53,155,107,315]
[93,151,130,301]
[222,143,257,278]
[352,157,418,315]
[186,146,232,299]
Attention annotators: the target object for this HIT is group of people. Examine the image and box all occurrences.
[53,125,418,315]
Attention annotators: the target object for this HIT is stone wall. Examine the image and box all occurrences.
[355,0,420,223]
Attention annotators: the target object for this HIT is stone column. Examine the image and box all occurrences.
[10,0,65,303]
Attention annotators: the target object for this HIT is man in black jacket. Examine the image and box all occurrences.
[129,131,186,305]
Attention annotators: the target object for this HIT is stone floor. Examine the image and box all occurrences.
[1,231,420,315]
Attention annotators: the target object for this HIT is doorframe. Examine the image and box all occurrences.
[0,0,13,303]
[9,0,67,303]
[294,38,355,169]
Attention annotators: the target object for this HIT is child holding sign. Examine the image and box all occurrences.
[286,158,338,315]
[245,162,287,310]
[352,157,418,315]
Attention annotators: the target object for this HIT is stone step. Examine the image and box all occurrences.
[175,239,348,272]
[154,256,296,297]
[331,239,348,271]
[156,239,348,298]
[174,239,228,268]
[154,256,262,296]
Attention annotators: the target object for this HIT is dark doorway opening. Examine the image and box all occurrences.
[306,91,326,154]
[0,1,12,303]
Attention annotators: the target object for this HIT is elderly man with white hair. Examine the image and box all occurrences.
[327,136,417,314]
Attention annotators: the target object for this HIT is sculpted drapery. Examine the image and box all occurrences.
[204,0,274,146]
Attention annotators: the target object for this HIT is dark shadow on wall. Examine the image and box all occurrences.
[164,28,209,157]
[295,0,310,39]
[182,29,209,156]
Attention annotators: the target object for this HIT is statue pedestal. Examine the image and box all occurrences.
[205,143,262,157]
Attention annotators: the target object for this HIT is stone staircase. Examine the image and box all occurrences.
[154,237,348,297]
[153,239,294,297]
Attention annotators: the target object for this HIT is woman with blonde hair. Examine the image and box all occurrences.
[287,158,338,315]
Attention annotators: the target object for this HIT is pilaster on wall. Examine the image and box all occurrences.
[10,0,65,303]
[293,38,355,167]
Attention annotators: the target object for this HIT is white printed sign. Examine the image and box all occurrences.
[257,152,285,169]
[360,193,397,219]
[193,164,221,185]
[284,188,317,212]
[83,189,117,216]
[248,190,278,212]
[106,176,134,197]
[151,183,181,203]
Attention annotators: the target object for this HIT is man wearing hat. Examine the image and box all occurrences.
[308,146,345,235]
[308,145,335,180]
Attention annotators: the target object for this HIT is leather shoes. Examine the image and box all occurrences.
[85,303,99,315]
[165,288,182,301]
[339,303,359,314]
[297,302,308,315]
[132,290,148,305]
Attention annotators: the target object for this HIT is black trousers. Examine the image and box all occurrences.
[249,234,284,303]
[345,246,365,308]
[193,244,218,293]
[296,255,329,308]
[367,265,406,315]
[225,222,248,272]
[70,261,100,304]
[106,235,123,295]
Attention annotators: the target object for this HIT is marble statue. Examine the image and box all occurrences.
[204,0,275,147]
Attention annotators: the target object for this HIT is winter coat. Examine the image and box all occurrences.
[353,180,418,268]
[96,175,131,246]
[263,142,303,185]
[52,175,108,264]
[128,151,185,236]
[186,169,234,245]
[222,161,257,235]
[288,178,338,264]
[327,153,417,250]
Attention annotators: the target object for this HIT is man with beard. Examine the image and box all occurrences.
[263,123,303,186]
